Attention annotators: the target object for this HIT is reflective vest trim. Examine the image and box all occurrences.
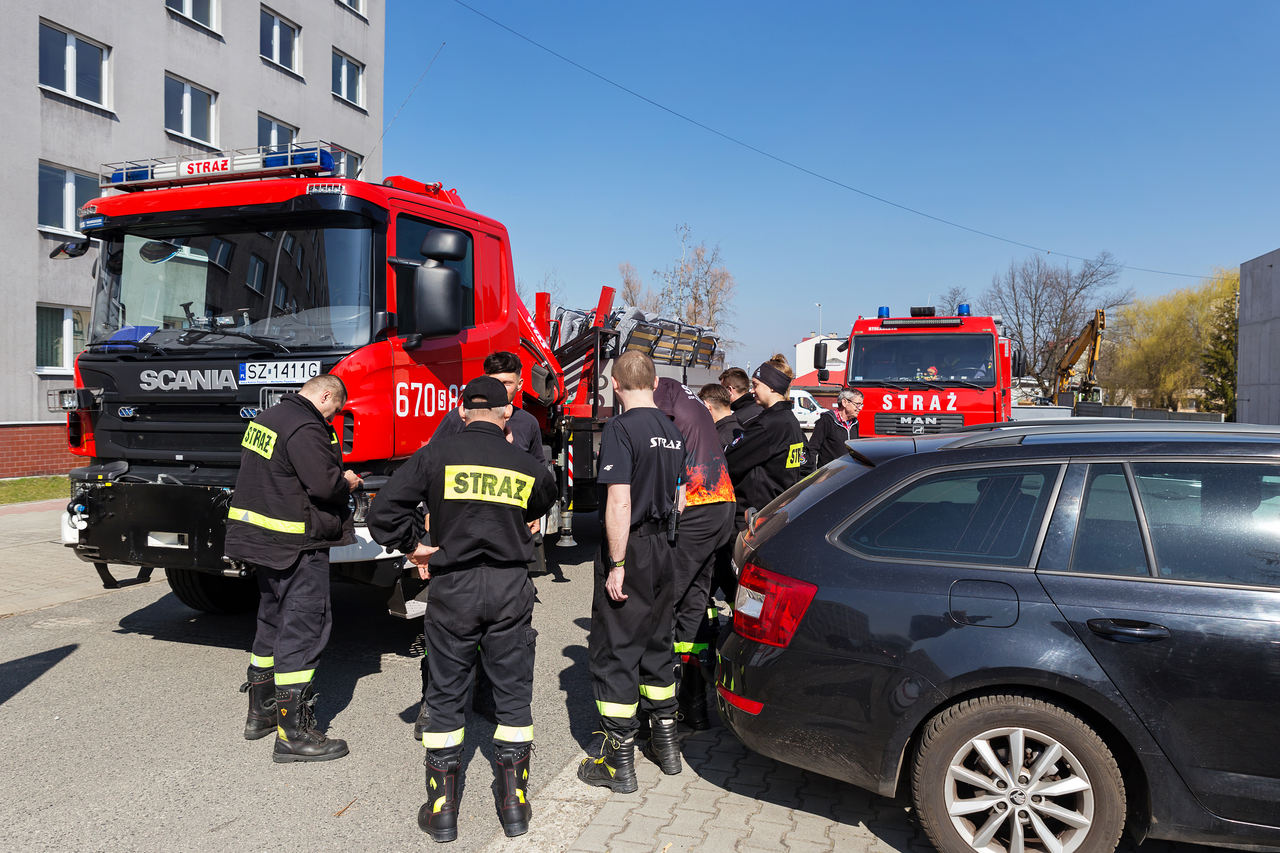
[227,506,305,535]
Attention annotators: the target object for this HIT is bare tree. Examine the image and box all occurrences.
[618,262,662,313]
[939,286,971,315]
[516,268,565,310]
[980,252,1131,395]
[653,223,736,331]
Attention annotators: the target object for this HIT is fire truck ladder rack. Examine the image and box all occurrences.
[100,140,350,191]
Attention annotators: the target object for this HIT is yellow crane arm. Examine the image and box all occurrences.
[1055,310,1106,394]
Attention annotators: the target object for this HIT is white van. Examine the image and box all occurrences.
[790,389,822,430]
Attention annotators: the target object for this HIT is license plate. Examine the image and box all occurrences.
[238,361,321,385]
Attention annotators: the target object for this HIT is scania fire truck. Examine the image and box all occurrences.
[50,142,724,615]
[812,305,1021,437]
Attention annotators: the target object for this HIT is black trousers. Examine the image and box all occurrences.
[672,501,735,650]
[422,564,536,752]
[588,530,677,738]
[252,548,332,678]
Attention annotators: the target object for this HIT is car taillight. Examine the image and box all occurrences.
[733,561,817,648]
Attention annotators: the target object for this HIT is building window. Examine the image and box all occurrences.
[38,163,97,233]
[337,0,364,14]
[260,8,300,72]
[36,305,89,372]
[39,22,108,106]
[164,75,215,144]
[333,148,362,179]
[257,114,296,151]
[208,237,233,268]
[247,255,266,294]
[331,51,363,105]
[166,0,214,29]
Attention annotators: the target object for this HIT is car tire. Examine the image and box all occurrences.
[911,694,1125,853]
[165,567,260,614]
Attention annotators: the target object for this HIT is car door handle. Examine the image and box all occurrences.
[1086,618,1171,643]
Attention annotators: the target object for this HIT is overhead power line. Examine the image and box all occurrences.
[449,0,1203,280]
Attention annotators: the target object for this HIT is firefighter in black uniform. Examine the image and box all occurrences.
[225,374,362,764]
[720,366,763,426]
[578,351,688,792]
[367,376,557,843]
[725,355,807,522]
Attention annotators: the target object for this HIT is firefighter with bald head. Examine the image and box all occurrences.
[368,376,557,842]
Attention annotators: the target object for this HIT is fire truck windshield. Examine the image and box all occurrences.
[89,223,373,351]
[848,333,995,386]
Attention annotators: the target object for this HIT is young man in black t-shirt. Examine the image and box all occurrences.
[579,352,688,791]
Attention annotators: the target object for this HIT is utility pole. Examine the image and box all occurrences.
[815,302,822,335]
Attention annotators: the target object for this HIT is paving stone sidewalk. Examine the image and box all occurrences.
[482,720,931,853]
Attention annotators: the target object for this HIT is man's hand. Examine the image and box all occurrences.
[343,469,363,491]
[605,565,628,602]
[408,542,439,581]
[676,484,687,514]
[527,518,541,534]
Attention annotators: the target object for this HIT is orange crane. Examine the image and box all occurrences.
[1055,309,1105,405]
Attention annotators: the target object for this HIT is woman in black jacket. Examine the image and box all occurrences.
[807,389,863,469]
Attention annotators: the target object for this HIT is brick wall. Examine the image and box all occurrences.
[0,423,79,478]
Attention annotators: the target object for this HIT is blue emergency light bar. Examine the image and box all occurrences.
[101,141,342,191]
[877,306,891,318]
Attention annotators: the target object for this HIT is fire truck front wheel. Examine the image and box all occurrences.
[165,568,260,614]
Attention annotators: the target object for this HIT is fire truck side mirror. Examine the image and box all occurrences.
[419,228,468,261]
[813,341,828,370]
[818,369,830,383]
[1012,350,1027,377]
[50,240,91,259]
[412,263,462,339]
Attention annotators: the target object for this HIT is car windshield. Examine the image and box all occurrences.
[89,222,374,350]
[848,333,995,386]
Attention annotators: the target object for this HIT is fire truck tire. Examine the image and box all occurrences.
[165,568,260,614]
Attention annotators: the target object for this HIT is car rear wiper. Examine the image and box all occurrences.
[176,328,290,353]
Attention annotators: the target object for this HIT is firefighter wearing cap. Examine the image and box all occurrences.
[725,354,807,522]
[367,376,557,843]
[225,373,362,763]
[578,352,689,792]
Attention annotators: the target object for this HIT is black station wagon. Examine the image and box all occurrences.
[716,421,1280,853]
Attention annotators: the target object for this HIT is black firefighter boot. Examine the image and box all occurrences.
[577,733,638,794]
[493,742,533,837]
[272,682,349,763]
[240,666,276,740]
[419,749,461,843]
[676,659,710,731]
[642,716,683,775]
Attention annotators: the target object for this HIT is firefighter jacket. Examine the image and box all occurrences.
[367,421,558,572]
[224,393,354,570]
[725,400,806,514]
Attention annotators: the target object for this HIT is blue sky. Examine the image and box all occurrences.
[380,1,1280,368]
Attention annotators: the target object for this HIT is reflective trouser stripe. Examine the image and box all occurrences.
[275,669,314,686]
[227,506,306,535]
[596,700,638,719]
[250,654,274,668]
[422,728,465,749]
[494,724,534,743]
[639,682,676,700]
[673,641,708,655]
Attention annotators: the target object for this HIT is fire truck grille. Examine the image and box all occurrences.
[96,404,250,461]
[874,413,966,435]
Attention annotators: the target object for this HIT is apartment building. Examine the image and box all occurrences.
[0,0,384,476]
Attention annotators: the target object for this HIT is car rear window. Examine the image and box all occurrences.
[1133,461,1280,588]
[836,464,1058,567]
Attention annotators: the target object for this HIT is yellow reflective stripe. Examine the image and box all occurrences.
[786,442,805,469]
[596,700,638,719]
[275,669,314,686]
[432,796,446,814]
[673,642,708,655]
[639,682,676,700]
[227,506,305,535]
[443,464,535,509]
[422,727,465,749]
[241,422,278,459]
[493,724,534,743]
[249,654,274,668]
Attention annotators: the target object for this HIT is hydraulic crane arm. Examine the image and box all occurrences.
[1056,309,1106,395]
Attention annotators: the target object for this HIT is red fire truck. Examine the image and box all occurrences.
[812,305,1022,437]
[49,142,723,614]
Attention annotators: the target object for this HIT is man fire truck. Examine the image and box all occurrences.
[810,305,1022,437]
[50,141,725,616]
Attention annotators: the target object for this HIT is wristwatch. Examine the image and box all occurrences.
[610,558,625,568]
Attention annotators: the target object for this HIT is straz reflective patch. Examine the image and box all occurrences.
[444,465,534,508]
[241,422,278,459]
[786,442,805,469]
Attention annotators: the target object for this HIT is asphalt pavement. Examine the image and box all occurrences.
[0,499,1191,852]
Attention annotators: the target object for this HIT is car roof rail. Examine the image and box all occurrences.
[936,418,1280,449]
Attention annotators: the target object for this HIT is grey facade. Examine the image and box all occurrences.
[1238,248,1280,425]
[0,0,384,425]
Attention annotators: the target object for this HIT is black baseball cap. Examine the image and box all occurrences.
[461,375,509,409]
